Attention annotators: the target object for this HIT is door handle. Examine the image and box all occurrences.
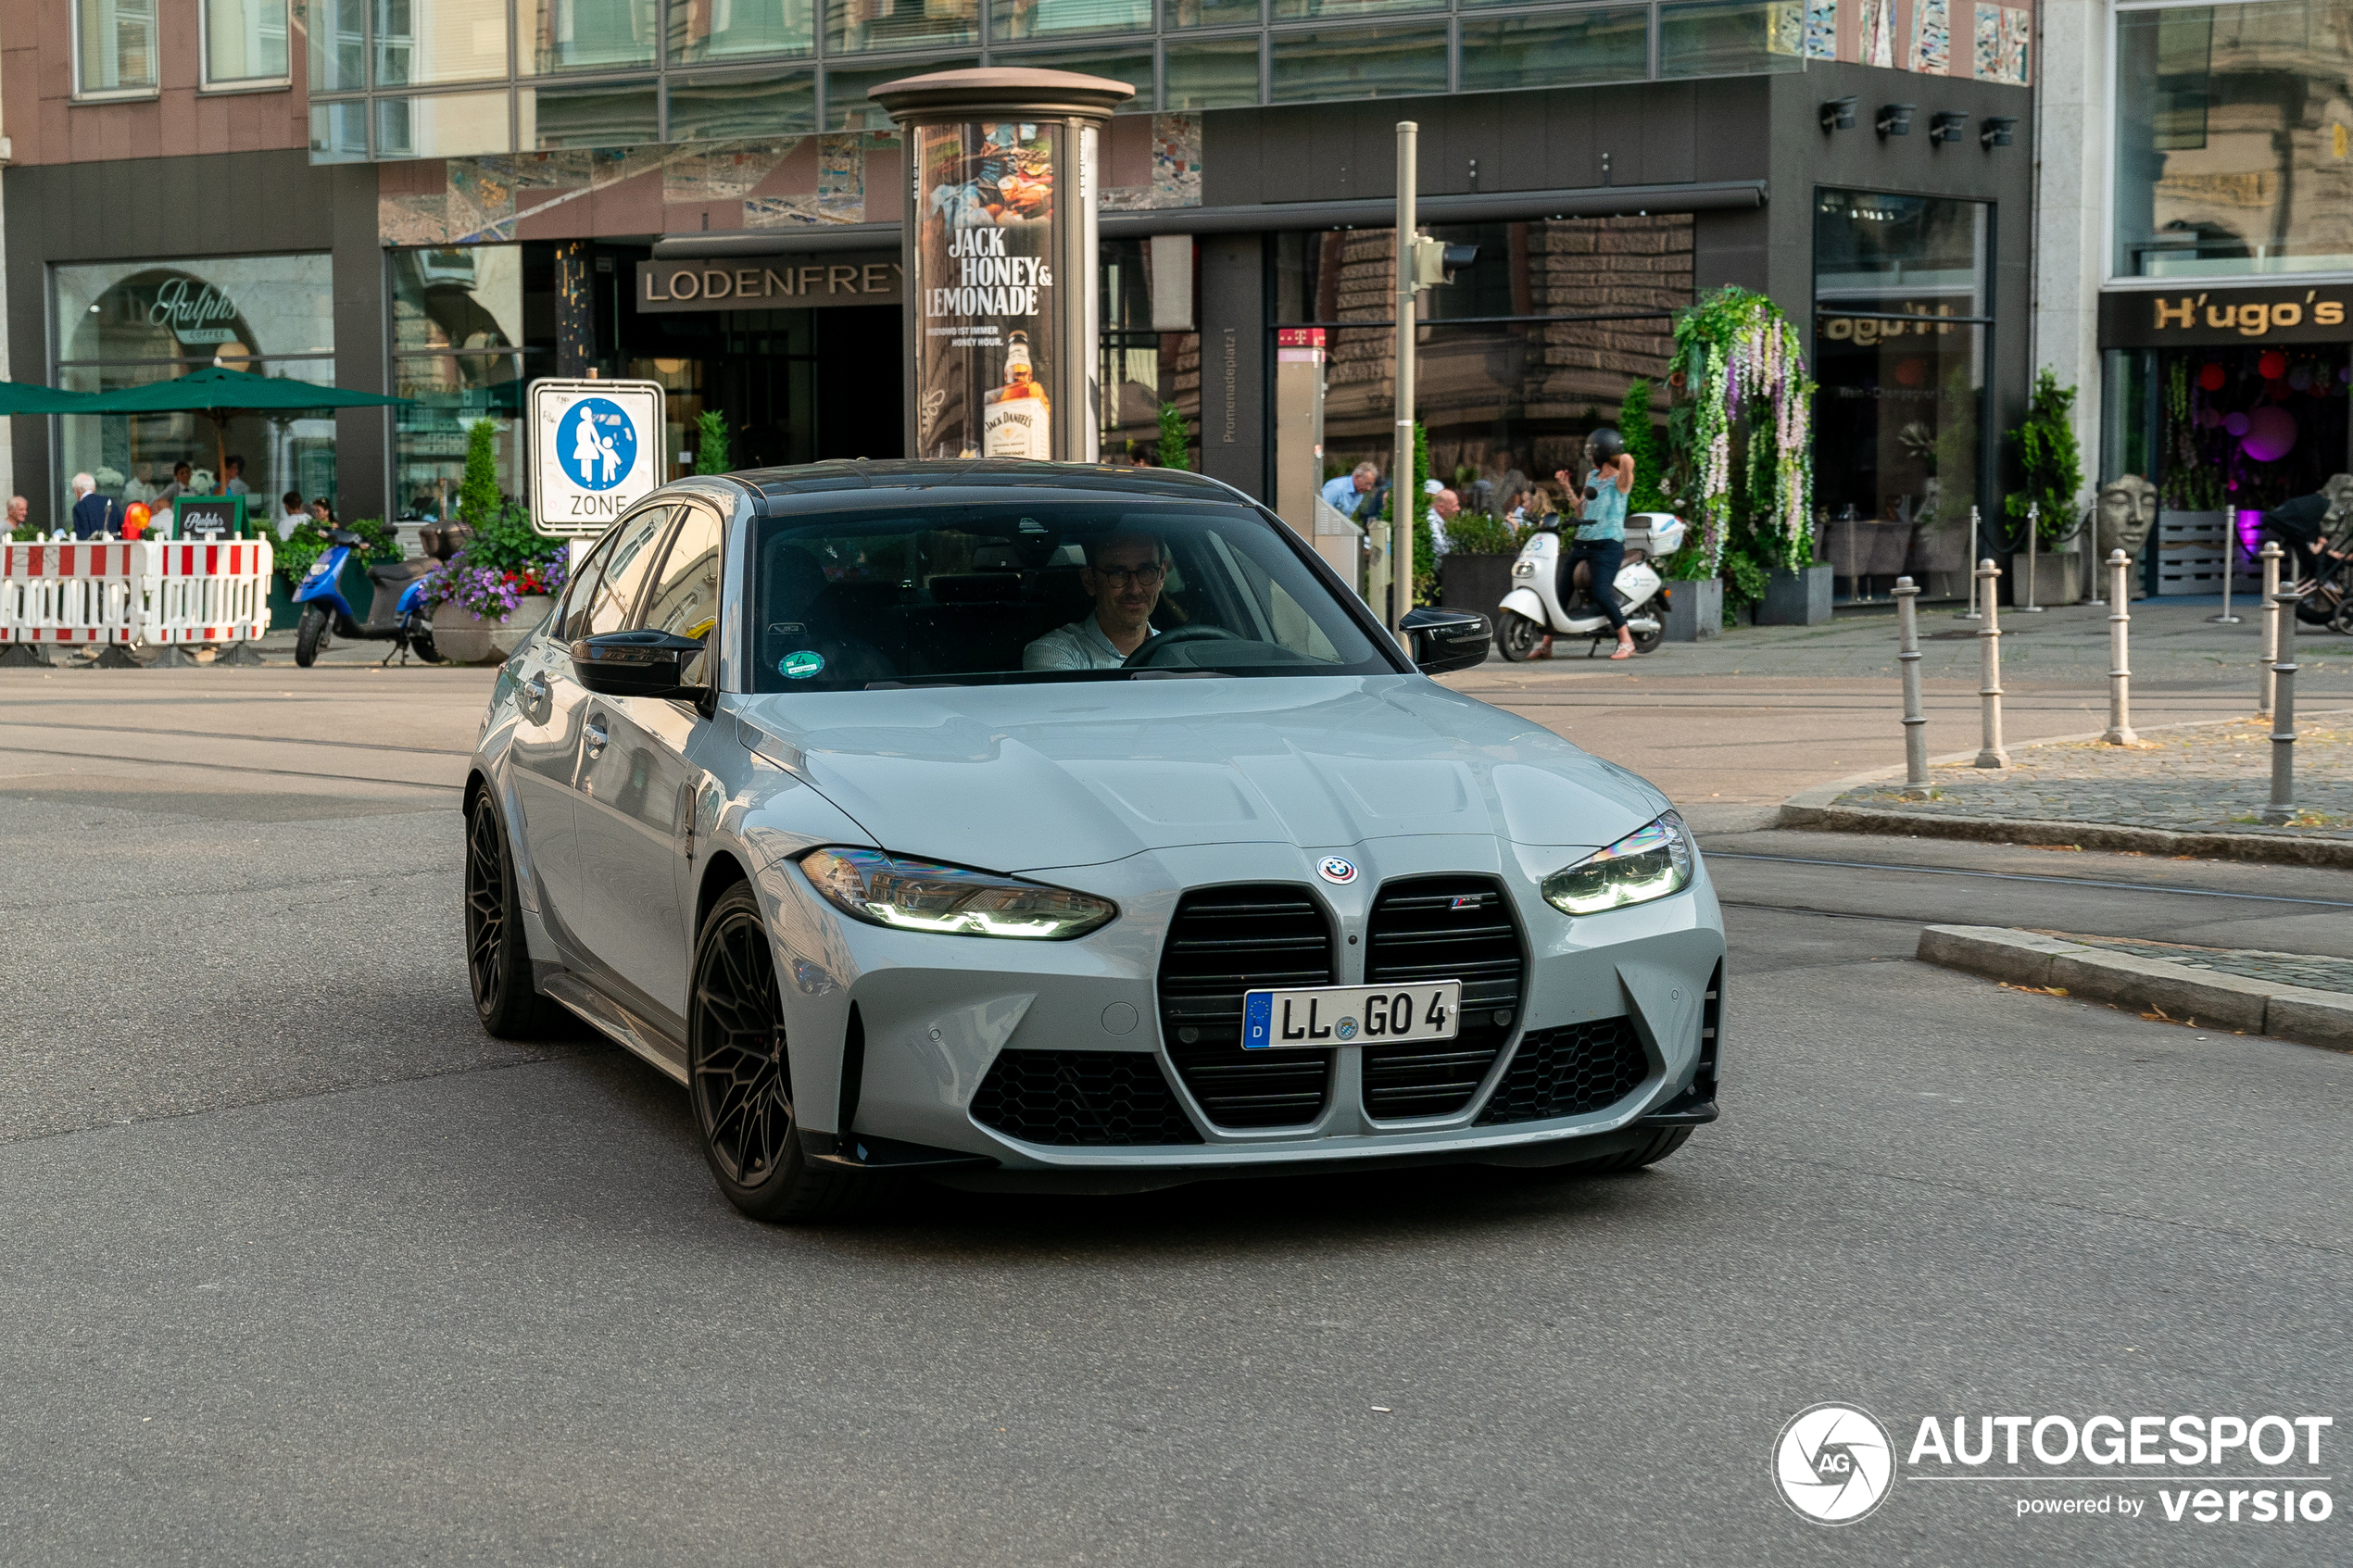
[522,673,549,721]
[585,716,609,757]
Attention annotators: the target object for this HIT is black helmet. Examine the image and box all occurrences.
[1587,427,1626,461]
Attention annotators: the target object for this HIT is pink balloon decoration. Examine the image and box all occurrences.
[2242,405,2298,461]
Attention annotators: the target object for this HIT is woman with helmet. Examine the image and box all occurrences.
[1543,426,1636,659]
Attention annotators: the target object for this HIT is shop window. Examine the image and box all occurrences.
[310,0,368,92]
[394,247,528,353]
[993,0,1153,42]
[1459,7,1651,93]
[992,43,1155,107]
[2113,0,2353,278]
[1657,0,1806,79]
[76,0,157,94]
[667,71,818,137]
[204,0,289,85]
[376,89,514,157]
[1812,188,1991,600]
[669,0,816,62]
[396,354,529,521]
[829,0,977,53]
[522,80,661,145]
[528,0,661,73]
[1164,36,1261,108]
[1099,239,1201,467]
[1267,22,1446,102]
[1165,0,1259,26]
[373,0,510,87]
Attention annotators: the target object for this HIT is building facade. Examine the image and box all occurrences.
[10,0,2035,602]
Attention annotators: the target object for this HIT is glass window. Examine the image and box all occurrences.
[77,0,157,94]
[1270,0,1439,19]
[669,0,815,62]
[556,528,618,641]
[1164,35,1260,107]
[829,0,977,53]
[2113,0,2353,278]
[373,0,509,86]
[1268,23,1444,102]
[748,498,1395,691]
[376,90,514,157]
[668,71,818,137]
[640,505,725,680]
[310,101,371,161]
[395,353,527,518]
[205,0,288,83]
[1812,189,1991,596]
[1166,0,1256,22]
[993,0,1152,42]
[824,56,977,127]
[991,43,1153,107]
[585,506,677,634]
[522,80,661,145]
[59,358,342,525]
[1460,7,1651,91]
[393,247,527,352]
[1657,0,1806,78]
[310,0,368,90]
[527,0,661,72]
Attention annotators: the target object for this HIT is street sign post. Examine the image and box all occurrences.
[527,378,665,538]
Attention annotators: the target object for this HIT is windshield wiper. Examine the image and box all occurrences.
[1128,669,1233,680]
[864,678,969,690]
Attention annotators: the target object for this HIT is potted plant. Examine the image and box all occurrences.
[421,420,570,663]
[2006,369,2088,603]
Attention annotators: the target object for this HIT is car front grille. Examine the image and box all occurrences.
[970,1049,1203,1146]
[1361,877,1526,1120]
[1156,884,1336,1129]
[1478,1018,1651,1124]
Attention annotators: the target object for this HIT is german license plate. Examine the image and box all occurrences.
[1240,981,1461,1049]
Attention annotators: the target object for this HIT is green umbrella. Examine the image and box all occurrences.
[0,380,97,416]
[78,367,411,495]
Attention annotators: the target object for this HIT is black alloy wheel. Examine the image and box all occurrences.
[465,792,554,1038]
[688,884,880,1223]
[1494,610,1545,661]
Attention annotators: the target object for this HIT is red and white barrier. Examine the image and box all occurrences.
[0,541,151,645]
[148,538,273,646]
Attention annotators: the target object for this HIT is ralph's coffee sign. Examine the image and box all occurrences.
[2100,283,2353,347]
[636,251,903,314]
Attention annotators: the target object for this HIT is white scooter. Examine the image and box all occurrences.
[1492,512,1687,660]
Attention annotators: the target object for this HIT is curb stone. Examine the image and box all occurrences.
[1915,924,2353,1051]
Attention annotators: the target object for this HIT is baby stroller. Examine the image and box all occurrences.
[2258,497,2353,633]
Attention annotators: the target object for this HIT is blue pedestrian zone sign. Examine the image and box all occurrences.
[558,398,637,492]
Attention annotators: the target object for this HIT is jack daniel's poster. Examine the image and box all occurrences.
[913,121,1058,460]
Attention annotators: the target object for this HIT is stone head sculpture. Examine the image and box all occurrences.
[2322,472,2353,524]
[2095,474,2158,558]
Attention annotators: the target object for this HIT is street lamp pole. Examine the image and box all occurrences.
[1391,119,1417,642]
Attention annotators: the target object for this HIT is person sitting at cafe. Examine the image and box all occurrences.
[222,456,250,497]
[309,497,335,524]
[1022,533,1170,671]
[68,474,120,539]
[153,461,193,510]
[278,490,308,541]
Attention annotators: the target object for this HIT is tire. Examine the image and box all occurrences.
[294,605,327,668]
[409,628,440,664]
[688,884,882,1223]
[1629,621,1666,655]
[465,791,557,1039]
[1494,610,1546,662]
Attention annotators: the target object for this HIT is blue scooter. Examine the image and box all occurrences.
[292,529,442,668]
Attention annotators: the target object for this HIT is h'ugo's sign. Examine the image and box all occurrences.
[2100,284,2353,347]
[635,252,903,313]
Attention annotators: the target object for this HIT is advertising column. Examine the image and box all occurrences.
[871,69,1133,464]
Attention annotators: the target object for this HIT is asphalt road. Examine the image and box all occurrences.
[2,679,2347,1565]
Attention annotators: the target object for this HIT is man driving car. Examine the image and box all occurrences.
[1023,532,1170,671]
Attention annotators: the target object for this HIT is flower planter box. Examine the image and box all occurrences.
[1755,563,1833,625]
[1658,576,1722,641]
[1439,553,1519,621]
[432,596,554,664]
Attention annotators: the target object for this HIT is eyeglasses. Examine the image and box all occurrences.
[1091,562,1167,587]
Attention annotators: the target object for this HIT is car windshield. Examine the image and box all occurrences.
[748,497,1399,692]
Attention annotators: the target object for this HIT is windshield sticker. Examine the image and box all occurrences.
[780,650,825,680]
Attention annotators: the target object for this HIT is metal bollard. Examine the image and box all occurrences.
[1974,558,2008,768]
[1957,507,1983,620]
[2262,591,2303,825]
[2208,518,2243,624]
[2258,540,2283,717]
[2103,548,2137,746]
[1894,575,1930,796]
[2018,501,2045,612]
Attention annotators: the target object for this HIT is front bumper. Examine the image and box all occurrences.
[751,834,1725,1180]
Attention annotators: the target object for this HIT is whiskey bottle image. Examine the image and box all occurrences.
[982,330,1051,459]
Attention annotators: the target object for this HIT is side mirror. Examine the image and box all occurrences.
[573,629,710,699]
[1401,607,1490,675]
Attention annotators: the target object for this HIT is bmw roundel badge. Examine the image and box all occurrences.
[1317,856,1357,884]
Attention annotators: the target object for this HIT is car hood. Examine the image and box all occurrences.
[734,676,1668,874]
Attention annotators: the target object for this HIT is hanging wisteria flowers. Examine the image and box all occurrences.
[1669,287,1817,574]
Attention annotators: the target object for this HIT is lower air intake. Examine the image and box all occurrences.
[1478,1018,1650,1124]
[970,1049,1203,1146]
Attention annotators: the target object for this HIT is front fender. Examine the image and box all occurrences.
[1498,586,1548,623]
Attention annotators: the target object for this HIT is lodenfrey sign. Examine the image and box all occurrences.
[635,252,904,314]
[527,378,665,537]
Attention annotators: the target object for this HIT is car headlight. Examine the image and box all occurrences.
[1541,812,1692,915]
[798,847,1116,939]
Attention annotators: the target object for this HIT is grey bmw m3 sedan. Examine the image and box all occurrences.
[463,461,1725,1221]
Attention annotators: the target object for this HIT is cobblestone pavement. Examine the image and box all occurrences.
[1839,714,2353,840]
[2028,929,2353,996]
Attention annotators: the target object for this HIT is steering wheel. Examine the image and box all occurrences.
[1122,624,1244,670]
